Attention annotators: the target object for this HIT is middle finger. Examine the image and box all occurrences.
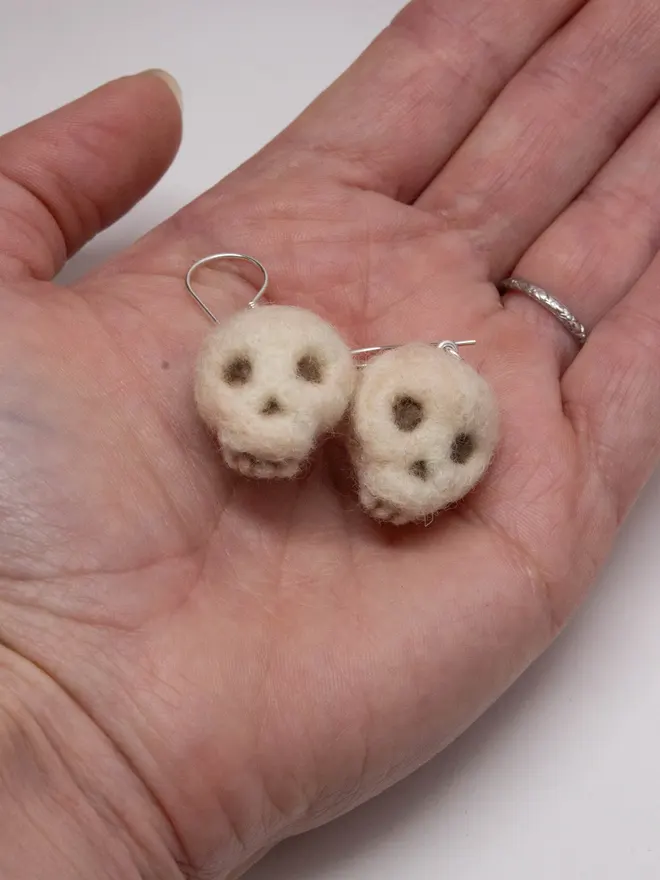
[416,0,660,277]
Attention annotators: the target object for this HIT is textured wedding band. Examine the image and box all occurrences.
[498,277,587,346]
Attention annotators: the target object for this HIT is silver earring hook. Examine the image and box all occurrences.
[351,339,476,361]
[185,253,270,323]
[185,254,476,360]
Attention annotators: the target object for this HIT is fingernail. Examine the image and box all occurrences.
[142,68,183,109]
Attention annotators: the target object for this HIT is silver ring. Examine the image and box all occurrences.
[498,277,587,346]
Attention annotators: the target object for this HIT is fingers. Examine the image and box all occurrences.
[562,252,660,520]
[276,0,585,201]
[128,0,586,275]
[0,71,182,281]
[109,0,585,302]
[498,96,660,369]
[416,0,660,278]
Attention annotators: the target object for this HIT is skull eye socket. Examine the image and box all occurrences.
[409,460,430,481]
[392,395,424,432]
[223,355,252,386]
[450,432,475,464]
[296,353,324,384]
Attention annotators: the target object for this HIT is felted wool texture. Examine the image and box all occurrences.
[195,304,356,478]
[351,343,499,524]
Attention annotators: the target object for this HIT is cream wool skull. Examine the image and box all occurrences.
[351,343,498,524]
[195,305,356,478]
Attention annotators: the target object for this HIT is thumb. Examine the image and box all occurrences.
[0,70,182,281]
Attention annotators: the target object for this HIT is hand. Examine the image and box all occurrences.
[1,1,660,876]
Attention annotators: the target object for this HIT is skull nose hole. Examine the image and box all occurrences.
[261,396,284,416]
[409,460,430,481]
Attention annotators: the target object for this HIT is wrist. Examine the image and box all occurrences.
[0,648,184,880]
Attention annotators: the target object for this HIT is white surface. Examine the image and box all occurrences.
[1,2,659,878]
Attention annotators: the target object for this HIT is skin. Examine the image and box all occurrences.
[1,0,660,876]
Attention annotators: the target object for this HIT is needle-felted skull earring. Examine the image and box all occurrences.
[186,253,356,478]
[349,340,499,525]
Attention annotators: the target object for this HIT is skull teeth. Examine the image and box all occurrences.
[223,448,301,479]
[362,495,400,523]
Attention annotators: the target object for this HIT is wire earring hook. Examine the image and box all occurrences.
[185,252,270,323]
[352,340,476,360]
[185,253,477,359]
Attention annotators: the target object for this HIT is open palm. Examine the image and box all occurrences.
[2,2,660,877]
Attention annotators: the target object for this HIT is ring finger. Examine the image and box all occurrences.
[498,96,660,369]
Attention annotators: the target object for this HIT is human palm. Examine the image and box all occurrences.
[2,2,660,877]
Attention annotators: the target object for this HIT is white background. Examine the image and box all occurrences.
[1,1,659,877]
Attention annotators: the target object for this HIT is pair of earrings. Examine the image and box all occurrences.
[188,254,498,525]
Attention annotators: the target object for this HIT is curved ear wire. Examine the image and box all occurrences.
[351,339,476,367]
[185,253,477,364]
[185,253,270,323]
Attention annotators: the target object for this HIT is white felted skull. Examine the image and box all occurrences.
[195,305,356,478]
[351,343,498,524]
